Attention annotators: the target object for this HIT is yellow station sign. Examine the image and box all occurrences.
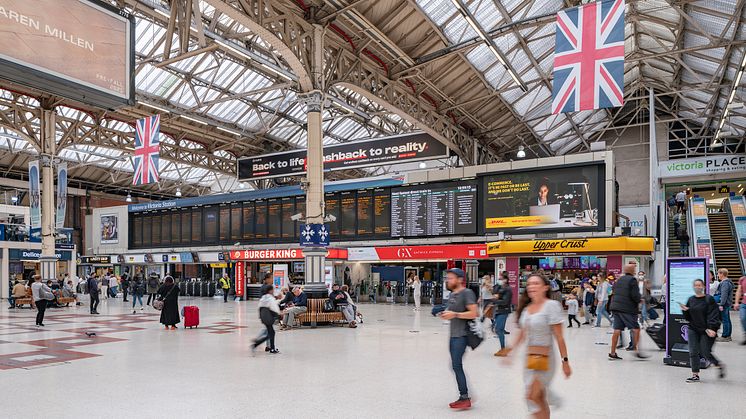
[487,237,655,256]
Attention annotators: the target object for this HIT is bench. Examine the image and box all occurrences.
[57,294,76,306]
[297,298,346,327]
[14,289,33,309]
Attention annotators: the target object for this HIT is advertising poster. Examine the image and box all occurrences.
[100,214,119,244]
[237,132,448,180]
[235,262,245,297]
[272,264,287,296]
[482,164,604,232]
[28,160,41,229]
[55,162,67,229]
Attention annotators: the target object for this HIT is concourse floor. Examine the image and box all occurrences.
[1,296,744,418]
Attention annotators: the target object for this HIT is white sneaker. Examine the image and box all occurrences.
[140,307,144,310]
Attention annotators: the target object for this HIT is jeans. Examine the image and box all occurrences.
[449,336,469,397]
[740,305,746,337]
[132,293,143,308]
[110,286,118,297]
[493,312,509,349]
[687,328,719,373]
[640,302,648,322]
[8,296,15,308]
[36,299,47,325]
[122,287,129,301]
[223,288,230,302]
[721,305,732,337]
[90,292,100,313]
[680,243,689,256]
[254,323,276,350]
[595,302,611,326]
[147,293,156,305]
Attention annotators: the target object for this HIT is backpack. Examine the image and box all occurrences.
[550,279,560,292]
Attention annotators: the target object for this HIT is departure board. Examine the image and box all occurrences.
[281,197,294,239]
[325,193,340,238]
[390,181,477,237]
[133,216,143,247]
[151,214,161,246]
[171,211,180,244]
[143,214,152,245]
[161,212,171,246]
[255,201,267,239]
[374,188,391,237]
[340,191,357,237]
[181,212,191,244]
[267,199,281,239]
[242,203,255,240]
[204,207,218,242]
[231,205,242,241]
[219,206,230,241]
[357,190,374,236]
[191,209,201,242]
[295,199,305,239]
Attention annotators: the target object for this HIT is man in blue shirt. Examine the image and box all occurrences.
[281,287,307,329]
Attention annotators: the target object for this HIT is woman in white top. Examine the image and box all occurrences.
[478,275,494,322]
[507,273,571,419]
[411,275,422,311]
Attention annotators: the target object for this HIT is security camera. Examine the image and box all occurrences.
[324,214,336,222]
[290,213,304,221]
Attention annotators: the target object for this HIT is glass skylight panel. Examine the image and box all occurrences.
[416,0,456,26]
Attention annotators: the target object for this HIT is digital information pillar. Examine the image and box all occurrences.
[664,257,709,367]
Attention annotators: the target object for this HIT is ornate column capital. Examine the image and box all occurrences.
[297,90,324,113]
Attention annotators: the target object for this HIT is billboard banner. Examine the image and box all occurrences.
[100,213,119,244]
[55,162,67,229]
[28,160,41,229]
[237,132,448,180]
[481,163,605,233]
[0,0,134,107]
[659,155,746,178]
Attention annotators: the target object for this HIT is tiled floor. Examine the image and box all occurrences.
[1,296,744,418]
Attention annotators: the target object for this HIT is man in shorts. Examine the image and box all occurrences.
[608,263,649,360]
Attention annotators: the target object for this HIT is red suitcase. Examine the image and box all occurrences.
[183,306,199,328]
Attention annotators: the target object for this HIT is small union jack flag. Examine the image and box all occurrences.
[552,0,625,114]
[132,115,161,186]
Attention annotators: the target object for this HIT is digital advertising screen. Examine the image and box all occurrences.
[390,181,477,238]
[267,199,281,239]
[325,193,340,238]
[481,163,605,233]
[339,191,357,237]
[203,207,218,243]
[666,257,709,364]
[356,190,374,236]
[373,188,391,237]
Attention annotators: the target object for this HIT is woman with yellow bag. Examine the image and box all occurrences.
[506,273,571,419]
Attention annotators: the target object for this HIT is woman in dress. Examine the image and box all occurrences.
[680,278,725,382]
[507,273,571,419]
[157,276,180,330]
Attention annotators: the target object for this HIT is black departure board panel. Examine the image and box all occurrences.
[181,212,191,244]
[219,206,230,241]
[171,212,180,244]
[133,216,143,247]
[242,203,255,240]
[374,188,391,237]
[255,200,267,239]
[357,190,373,236]
[325,193,340,238]
[161,212,171,246]
[151,214,161,246]
[204,207,218,242]
[390,181,477,237]
[339,191,356,237]
[267,199,281,239]
[231,205,242,241]
[191,209,201,242]
[281,197,294,239]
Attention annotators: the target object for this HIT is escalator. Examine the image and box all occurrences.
[667,213,686,257]
[708,212,743,280]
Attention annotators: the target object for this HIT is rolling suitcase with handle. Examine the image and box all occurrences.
[183,305,199,328]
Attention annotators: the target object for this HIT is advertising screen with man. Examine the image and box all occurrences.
[481,163,605,233]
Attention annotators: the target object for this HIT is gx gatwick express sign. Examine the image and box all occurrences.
[237,132,448,180]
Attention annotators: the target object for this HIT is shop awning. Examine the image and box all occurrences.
[487,237,655,256]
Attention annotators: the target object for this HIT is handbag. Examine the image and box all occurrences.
[323,299,335,312]
[466,319,483,350]
[526,346,550,371]
[647,307,659,320]
[153,285,175,311]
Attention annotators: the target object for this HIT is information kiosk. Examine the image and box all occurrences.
[664,257,710,367]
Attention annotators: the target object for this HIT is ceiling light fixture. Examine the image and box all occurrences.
[142,102,171,113]
[713,52,746,146]
[181,114,207,125]
[418,161,427,169]
[153,7,170,19]
[126,193,133,203]
[10,194,18,204]
[216,126,242,136]
[175,188,182,197]
[517,145,526,159]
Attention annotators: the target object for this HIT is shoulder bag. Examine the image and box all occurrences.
[323,299,335,312]
[153,286,175,311]
[466,319,483,350]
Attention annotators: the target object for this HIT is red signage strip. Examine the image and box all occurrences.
[228,248,347,261]
[235,262,244,297]
[348,244,488,261]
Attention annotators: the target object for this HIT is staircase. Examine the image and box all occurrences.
[708,212,743,280]
[668,214,687,257]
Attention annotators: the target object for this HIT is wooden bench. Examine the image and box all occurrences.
[296,298,346,327]
[14,289,33,308]
[57,294,76,306]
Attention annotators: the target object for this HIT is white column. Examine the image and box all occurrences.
[39,108,57,281]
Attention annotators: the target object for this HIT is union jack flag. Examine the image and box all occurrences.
[552,0,625,114]
[132,115,161,186]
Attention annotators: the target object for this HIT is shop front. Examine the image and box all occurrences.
[227,248,348,299]
[347,243,490,303]
[77,255,114,279]
[487,236,656,303]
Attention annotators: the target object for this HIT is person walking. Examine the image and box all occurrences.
[87,275,100,314]
[156,276,180,330]
[594,275,612,327]
[131,274,145,314]
[672,212,682,237]
[412,275,422,311]
[252,284,281,355]
[608,264,649,360]
[493,274,513,357]
[439,268,478,410]
[566,293,581,327]
[478,275,494,321]
[507,273,571,419]
[675,189,687,212]
[30,275,54,326]
[582,282,596,324]
[736,276,746,345]
[681,279,726,382]
[679,229,690,257]
[120,271,130,302]
[101,273,109,300]
[219,273,231,303]
[146,274,160,306]
[108,274,119,298]
[715,268,734,342]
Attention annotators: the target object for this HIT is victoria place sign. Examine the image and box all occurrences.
[659,155,746,178]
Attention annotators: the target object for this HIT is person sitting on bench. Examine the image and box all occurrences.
[330,284,357,328]
[280,287,307,330]
[8,281,26,308]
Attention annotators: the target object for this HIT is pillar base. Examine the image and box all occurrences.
[303,247,328,297]
[39,256,57,282]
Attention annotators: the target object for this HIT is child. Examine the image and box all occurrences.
[566,293,581,327]
[252,284,280,354]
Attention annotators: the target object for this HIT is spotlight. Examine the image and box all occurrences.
[10,195,18,204]
[175,188,182,197]
[517,145,526,159]
[418,161,427,169]
[126,193,132,203]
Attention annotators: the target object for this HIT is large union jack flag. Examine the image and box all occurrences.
[552,0,625,114]
[132,115,161,186]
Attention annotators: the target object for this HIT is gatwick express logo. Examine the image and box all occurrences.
[396,247,413,258]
